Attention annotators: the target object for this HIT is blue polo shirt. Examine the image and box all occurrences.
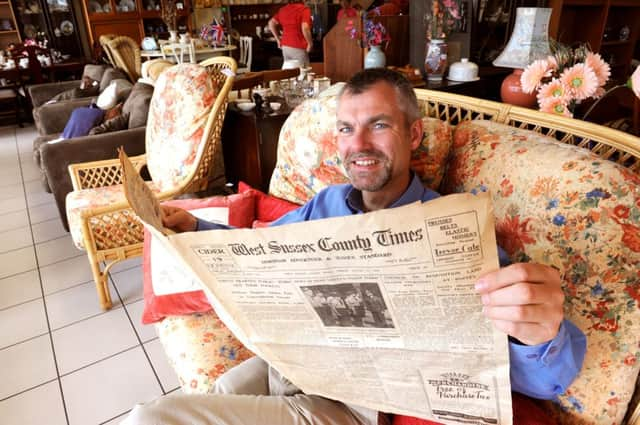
[196,175,586,400]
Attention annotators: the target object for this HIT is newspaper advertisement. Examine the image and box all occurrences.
[119,153,512,424]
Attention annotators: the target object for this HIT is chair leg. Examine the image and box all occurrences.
[87,253,113,310]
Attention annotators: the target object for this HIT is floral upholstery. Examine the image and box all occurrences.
[268,89,452,205]
[145,63,219,192]
[441,120,640,424]
[66,182,163,249]
[156,311,254,394]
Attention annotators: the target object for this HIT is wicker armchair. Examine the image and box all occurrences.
[98,34,117,67]
[107,35,142,82]
[64,57,237,310]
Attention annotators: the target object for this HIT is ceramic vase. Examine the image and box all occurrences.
[364,45,386,69]
[424,39,448,81]
[500,69,538,108]
[168,30,178,43]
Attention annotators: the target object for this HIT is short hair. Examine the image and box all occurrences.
[338,68,421,127]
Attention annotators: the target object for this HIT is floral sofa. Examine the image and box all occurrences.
[147,88,640,425]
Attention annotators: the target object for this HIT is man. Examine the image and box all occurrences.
[363,289,387,327]
[268,0,313,67]
[123,69,586,425]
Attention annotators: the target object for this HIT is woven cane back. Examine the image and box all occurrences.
[415,89,640,172]
[106,35,142,82]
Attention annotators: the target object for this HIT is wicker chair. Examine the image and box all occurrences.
[98,34,117,67]
[64,57,237,310]
[107,35,142,82]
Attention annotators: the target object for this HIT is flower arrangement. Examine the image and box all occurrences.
[160,0,177,32]
[200,19,225,46]
[520,42,611,117]
[425,0,462,40]
[345,8,390,49]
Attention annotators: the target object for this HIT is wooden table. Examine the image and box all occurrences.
[221,98,291,192]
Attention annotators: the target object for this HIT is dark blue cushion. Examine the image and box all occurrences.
[62,105,105,139]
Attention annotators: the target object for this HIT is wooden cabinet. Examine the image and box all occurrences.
[0,1,21,49]
[549,0,640,80]
[229,3,280,37]
[81,0,192,47]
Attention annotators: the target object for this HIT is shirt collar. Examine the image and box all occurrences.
[345,173,424,213]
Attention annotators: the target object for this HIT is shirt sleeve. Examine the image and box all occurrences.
[302,6,312,25]
[195,218,234,231]
[508,319,586,400]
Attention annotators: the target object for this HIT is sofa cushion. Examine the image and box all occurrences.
[237,181,300,222]
[156,311,254,394]
[88,113,129,135]
[122,81,154,129]
[442,120,640,424]
[50,77,100,102]
[96,79,133,110]
[268,90,452,205]
[82,64,108,83]
[141,193,256,324]
[99,67,128,92]
[145,64,219,192]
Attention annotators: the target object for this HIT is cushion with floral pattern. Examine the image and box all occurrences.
[442,120,640,424]
[156,311,254,394]
[268,91,452,205]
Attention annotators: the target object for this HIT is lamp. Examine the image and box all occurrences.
[493,7,552,108]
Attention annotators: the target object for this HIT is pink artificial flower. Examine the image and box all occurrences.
[585,52,611,86]
[629,65,640,99]
[521,59,552,94]
[539,97,572,117]
[546,55,558,71]
[560,63,598,100]
[537,79,569,104]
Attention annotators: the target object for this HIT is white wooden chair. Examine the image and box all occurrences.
[161,42,196,64]
[237,36,252,74]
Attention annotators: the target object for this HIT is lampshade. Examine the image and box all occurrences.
[493,8,552,69]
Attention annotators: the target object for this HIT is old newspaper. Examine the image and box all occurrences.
[120,153,512,424]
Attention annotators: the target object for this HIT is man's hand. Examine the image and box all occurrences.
[475,263,564,346]
[161,206,197,233]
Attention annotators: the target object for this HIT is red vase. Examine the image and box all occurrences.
[500,69,537,108]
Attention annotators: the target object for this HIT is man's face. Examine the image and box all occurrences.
[336,82,421,196]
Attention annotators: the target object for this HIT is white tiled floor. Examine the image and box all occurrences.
[0,125,179,425]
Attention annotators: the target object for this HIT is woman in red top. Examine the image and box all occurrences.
[268,0,313,67]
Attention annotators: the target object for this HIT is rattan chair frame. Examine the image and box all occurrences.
[106,35,142,82]
[68,57,237,310]
[98,34,117,67]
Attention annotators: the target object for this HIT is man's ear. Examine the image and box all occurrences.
[409,118,423,151]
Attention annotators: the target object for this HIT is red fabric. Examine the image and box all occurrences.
[237,181,300,223]
[273,3,312,49]
[141,193,256,324]
[391,393,556,425]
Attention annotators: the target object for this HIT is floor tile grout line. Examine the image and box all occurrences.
[12,129,72,425]
[0,377,59,403]
[108,269,168,394]
[57,344,145,379]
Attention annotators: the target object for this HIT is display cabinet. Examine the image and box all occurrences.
[81,0,191,47]
[10,0,83,57]
[0,1,21,49]
[549,0,640,81]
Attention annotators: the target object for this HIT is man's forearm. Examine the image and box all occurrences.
[302,23,313,50]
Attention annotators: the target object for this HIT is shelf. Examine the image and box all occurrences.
[601,40,631,46]
[0,30,17,34]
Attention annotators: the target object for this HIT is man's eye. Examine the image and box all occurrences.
[373,122,389,130]
[338,126,353,134]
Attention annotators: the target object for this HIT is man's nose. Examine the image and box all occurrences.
[349,127,372,151]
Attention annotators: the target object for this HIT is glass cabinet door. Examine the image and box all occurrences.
[46,0,82,57]
[86,0,112,14]
[13,0,48,42]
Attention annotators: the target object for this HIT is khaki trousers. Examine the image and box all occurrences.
[282,46,310,67]
[121,357,385,425]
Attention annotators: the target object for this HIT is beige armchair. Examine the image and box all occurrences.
[64,57,237,310]
[107,35,142,82]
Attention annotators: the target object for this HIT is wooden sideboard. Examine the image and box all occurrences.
[221,101,291,192]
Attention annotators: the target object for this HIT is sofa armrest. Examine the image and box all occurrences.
[39,127,146,231]
[33,97,96,136]
[28,80,81,107]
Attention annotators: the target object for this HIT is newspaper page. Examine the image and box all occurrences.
[120,147,511,424]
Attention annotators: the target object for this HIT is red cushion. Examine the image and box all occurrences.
[391,392,555,425]
[141,193,256,324]
[237,181,300,222]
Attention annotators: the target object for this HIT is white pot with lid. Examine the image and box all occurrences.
[447,58,479,82]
